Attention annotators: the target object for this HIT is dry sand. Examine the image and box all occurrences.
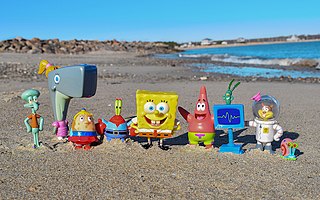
[0,52,319,199]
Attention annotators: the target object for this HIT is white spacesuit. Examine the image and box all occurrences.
[248,93,283,154]
[249,119,283,154]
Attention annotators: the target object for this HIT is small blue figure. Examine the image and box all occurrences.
[96,98,129,142]
[22,89,44,148]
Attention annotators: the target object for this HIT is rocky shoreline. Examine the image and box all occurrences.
[0,37,319,84]
[0,52,319,84]
[0,37,179,54]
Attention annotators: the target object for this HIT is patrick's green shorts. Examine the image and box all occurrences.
[188,132,215,146]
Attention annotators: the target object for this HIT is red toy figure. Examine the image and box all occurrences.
[96,98,129,142]
[178,86,215,149]
[68,108,102,150]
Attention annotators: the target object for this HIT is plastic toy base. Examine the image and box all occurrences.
[281,155,297,161]
[105,133,127,142]
[219,143,244,154]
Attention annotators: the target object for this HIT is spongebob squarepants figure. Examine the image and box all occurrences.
[129,90,180,150]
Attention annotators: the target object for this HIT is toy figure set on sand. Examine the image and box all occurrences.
[21,60,299,160]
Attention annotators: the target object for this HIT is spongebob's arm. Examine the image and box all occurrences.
[174,119,181,131]
[130,117,139,132]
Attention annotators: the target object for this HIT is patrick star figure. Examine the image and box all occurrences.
[178,86,215,148]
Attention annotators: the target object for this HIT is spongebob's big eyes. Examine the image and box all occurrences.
[54,74,60,84]
[157,102,169,114]
[144,102,156,113]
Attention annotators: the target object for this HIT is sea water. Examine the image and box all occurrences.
[162,41,320,78]
[193,64,320,79]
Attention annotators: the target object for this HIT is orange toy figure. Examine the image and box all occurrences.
[178,86,215,149]
[68,108,101,150]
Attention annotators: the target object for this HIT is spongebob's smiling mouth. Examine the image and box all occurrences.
[144,116,167,127]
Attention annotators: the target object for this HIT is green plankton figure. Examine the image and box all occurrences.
[21,89,44,148]
[223,79,240,105]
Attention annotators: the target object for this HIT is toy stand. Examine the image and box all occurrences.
[219,128,244,154]
[213,104,245,154]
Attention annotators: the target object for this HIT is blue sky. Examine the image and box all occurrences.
[1,0,320,42]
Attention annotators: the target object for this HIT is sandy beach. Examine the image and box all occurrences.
[0,51,319,199]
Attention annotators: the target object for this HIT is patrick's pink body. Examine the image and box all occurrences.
[187,113,214,133]
[178,86,215,147]
[187,86,214,133]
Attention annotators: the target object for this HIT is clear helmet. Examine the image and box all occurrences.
[252,95,280,121]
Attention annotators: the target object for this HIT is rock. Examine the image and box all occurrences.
[25,40,34,47]
[58,47,67,54]
[0,43,10,51]
[293,60,319,68]
[42,45,53,53]
[27,48,42,54]
[30,37,40,43]
[200,76,208,81]
[15,36,25,41]
[73,45,84,54]
[52,38,59,43]
[21,46,31,53]
[0,38,179,54]
[8,46,16,52]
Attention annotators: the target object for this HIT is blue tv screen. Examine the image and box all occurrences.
[213,104,244,129]
[217,108,241,125]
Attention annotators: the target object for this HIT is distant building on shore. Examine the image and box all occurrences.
[287,35,300,42]
[221,41,228,45]
[180,42,196,48]
[201,38,213,46]
[236,37,247,43]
